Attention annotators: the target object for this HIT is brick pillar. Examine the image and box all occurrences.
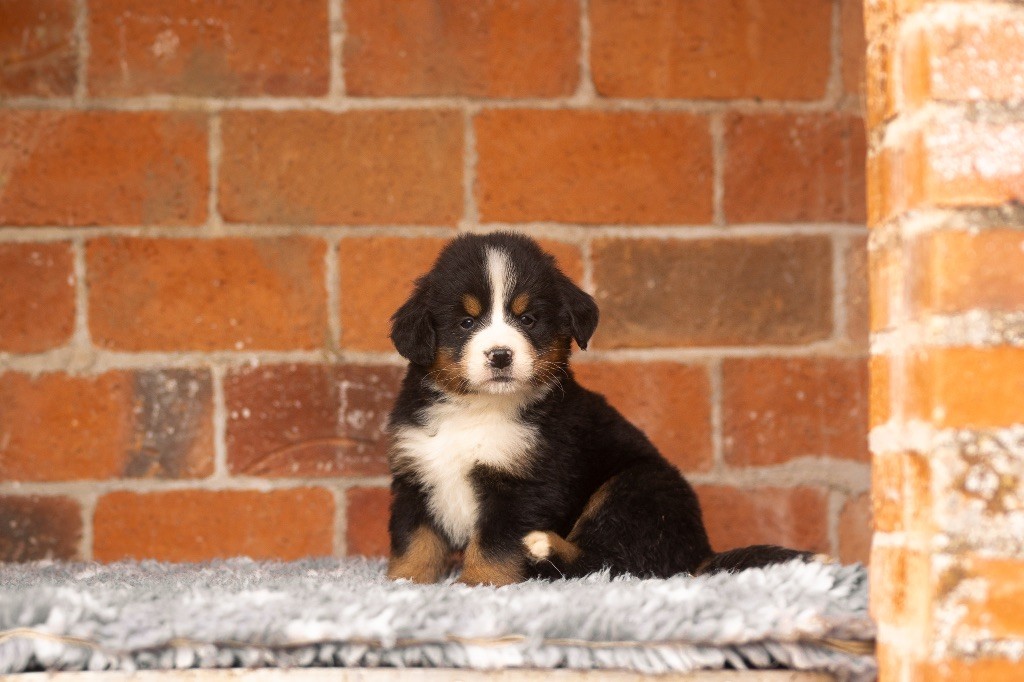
[867,1,1024,679]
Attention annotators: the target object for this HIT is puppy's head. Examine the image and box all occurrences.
[390,233,598,396]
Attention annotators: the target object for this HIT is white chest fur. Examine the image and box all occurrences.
[391,393,538,546]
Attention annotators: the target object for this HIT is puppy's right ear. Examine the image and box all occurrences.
[390,286,436,366]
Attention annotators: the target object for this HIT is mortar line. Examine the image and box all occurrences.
[329,0,346,97]
[580,237,595,294]
[710,112,727,227]
[71,238,92,351]
[326,237,343,352]
[73,0,89,102]
[831,233,849,343]
[827,489,844,558]
[575,0,597,101]
[207,112,223,232]
[78,492,97,561]
[459,107,480,231]
[709,357,725,474]
[211,364,229,479]
[333,485,348,557]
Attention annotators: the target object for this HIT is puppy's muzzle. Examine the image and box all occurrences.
[485,347,513,370]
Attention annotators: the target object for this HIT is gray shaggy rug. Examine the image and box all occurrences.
[0,557,875,681]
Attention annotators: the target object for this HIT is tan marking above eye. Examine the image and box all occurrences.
[462,294,482,317]
[511,292,530,316]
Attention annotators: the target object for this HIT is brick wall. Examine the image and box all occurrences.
[868,0,1024,680]
[0,0,868,565]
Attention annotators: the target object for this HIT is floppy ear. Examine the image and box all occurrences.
[559,277,599,351]
[390,287,436,366]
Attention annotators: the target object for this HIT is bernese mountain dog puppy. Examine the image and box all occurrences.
[386,232,813,586]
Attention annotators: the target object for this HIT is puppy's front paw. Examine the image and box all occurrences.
[523,531,553,562]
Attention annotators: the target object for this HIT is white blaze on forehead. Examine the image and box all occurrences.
[463,247,534,391]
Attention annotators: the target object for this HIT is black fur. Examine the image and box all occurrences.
[387,232,813,581]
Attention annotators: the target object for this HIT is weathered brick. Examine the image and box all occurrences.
[345,0,578,97]
[948,555,1024,638]
[88,0,328,96]
[0,0,75,97]
[0,370,213,482]
[346,487,391,557]
[907,347,1024,428]
[845,235,870,347]
[865,7,898,129]
[0,111,207,226]
[842,0,867,98]
[339,237,448,352]
[695,486,830,554]
[873,452,904,533]
[901,9,1024,107]
[224,364,403,478]
[869,544,932,629]
[839,492,872,564]
[724,113,867,223]
[476,110,713,225]
[723,357,869,465]
[93,489,334,562]
[573,362,713,472]
[592,237,832,348]
[589,0,831,100]
[0,496,81,562]
[870,354,892,429]
[870,239,898,333]
[88,237,326,351]
[920,658,1024,682]
[910,230,1024,315]
[878,118,1024,222]
[220,111,463,226]
[0,242,75,353]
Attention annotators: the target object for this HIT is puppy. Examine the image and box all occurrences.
[385,232,811,585]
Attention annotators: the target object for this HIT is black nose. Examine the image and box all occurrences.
[486,347,513,369]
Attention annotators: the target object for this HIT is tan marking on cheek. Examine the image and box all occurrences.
[458,537,524,586]
[388,526,451,584]
[530,337,571,387]
[567,475,618,542]
[462,294,482,317]
[511,292,530,316]
[429,346,469,394]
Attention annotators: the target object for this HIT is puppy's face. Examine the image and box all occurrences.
[390,234,598,396]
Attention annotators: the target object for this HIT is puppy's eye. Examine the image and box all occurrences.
[519,314,537,328]
[459,317,475,330]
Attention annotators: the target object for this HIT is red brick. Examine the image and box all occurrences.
[866,8,898,130]
[220,111,463,226]
[870,239,898,333]
[88,237,326,351]
[224,364,403,478]
[838,493,872,564]
[0,370,213,481]
[590,0,831,100]
[696,485,830,554]
[870,544,932,630]
[573,362,713,472]
[871,451,931,534]
[901,10,1024,107]
[476,110,713,225]
[93,488,334,562]
[724,113,867,223]
[909,229,1024,315]
[907,347,1024,428]
[346,487,391,557]
[0,496,81,562]
[0,111,207,227]
[339,237,449,352]
[535,239,585,285]
[592,237,832,348]
[88,0,328,96]
[345,0,578,97]
[842,0,866,99]
[920,658,1024,682]
[723,357,869,465]
[845,235,869,347]
[0,242,75,353]
[0,0,76,97]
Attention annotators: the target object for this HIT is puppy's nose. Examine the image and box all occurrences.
[485,347,513,369]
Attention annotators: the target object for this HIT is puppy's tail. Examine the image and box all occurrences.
[694,545,823,575]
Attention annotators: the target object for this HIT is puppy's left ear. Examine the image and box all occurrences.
[559,276,599,351]
[390,285,436,366]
